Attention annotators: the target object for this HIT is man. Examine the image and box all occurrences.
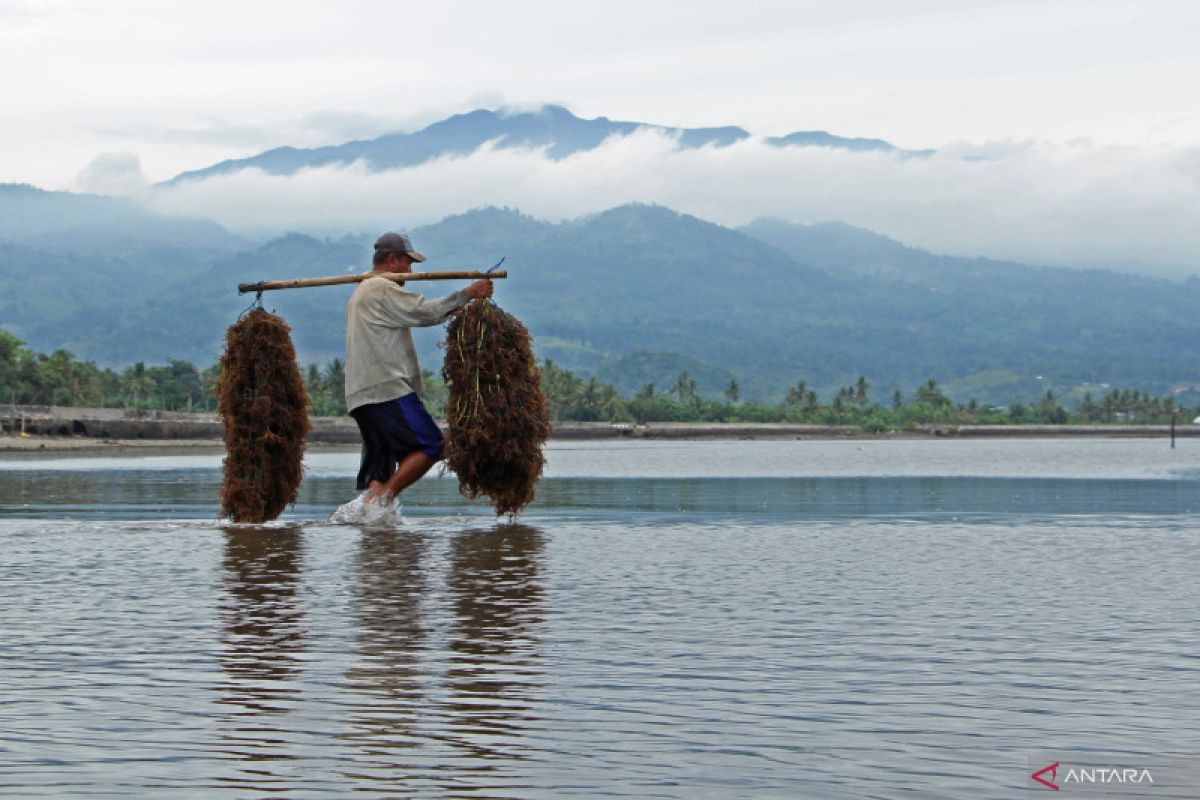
[345,231,493,504]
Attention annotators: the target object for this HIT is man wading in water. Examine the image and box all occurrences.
[345,232,493,504]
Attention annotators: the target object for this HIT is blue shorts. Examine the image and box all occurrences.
[349,394,444,490]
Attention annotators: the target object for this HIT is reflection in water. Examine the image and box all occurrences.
[338,524,547,796]
[5,457,1199,800]
[342,529,429,776]
[214,525,307,792]
[441,524,545,783]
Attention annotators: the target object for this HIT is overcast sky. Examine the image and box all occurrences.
[3,0,1199,273]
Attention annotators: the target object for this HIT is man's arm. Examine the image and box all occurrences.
[374,278,493,327]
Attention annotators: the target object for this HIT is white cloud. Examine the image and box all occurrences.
[74,151,149,198]
[147,130,1200,278]
[5,1,1200,190]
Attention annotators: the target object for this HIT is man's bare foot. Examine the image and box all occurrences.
[364,484,395,505]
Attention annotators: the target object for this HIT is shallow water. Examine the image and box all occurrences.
[1,439,1198,797]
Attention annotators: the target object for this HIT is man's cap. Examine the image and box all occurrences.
[374,231,426,262]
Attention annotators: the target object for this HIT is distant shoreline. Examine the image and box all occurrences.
[0,404,1194,456]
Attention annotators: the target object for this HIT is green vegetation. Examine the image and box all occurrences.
[0,328,213,411]
[0,326,334,417]
[534,359,1195,430]
[1,325,430,422]
[3,327,1194,431]
[304,359,346,416]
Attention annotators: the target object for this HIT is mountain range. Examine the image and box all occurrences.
[2,182,1196,406]
[162,104,933,185]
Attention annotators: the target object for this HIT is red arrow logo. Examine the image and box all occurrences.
[1031,761,1060,791]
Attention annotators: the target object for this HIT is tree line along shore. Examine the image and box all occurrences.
[2,329,1196,435]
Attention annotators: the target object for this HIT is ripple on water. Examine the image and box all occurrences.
[2,441,1200,797]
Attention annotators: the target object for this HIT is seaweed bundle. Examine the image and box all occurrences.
[442,301,551,516]
[217,308,311,522]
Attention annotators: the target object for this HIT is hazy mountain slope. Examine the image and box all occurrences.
[2,199,1197,404]
[766,131,934,157]
[740,218,938,279]
[0,183,245,254]
[0,184,248,362]
[740,217,1200,398]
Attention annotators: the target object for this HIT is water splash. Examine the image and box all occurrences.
[329,492,406,528]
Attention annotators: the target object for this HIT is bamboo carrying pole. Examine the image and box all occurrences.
[238,269,508,294]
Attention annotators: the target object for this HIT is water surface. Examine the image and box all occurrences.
[1,439,1198,797]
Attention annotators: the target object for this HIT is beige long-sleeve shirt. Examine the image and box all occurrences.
[344,275,470,411]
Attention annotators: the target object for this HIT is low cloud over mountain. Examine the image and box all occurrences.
[136,106,1200,280]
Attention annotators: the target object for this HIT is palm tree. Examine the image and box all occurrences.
[672,371,699,406]
[201,364,221,411]
[915,378,950,407]
[854,376,869,406]
[724,379,740,404]
[43,350,78,406]
[0,330,25,403]
[122,362,156,410]
[803,389,819,415]
[785,380,808,406]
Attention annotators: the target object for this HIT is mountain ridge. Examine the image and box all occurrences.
[162,104,933,185]
[2,185,1195,405]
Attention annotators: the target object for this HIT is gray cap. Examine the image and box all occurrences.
[374,231,426,262]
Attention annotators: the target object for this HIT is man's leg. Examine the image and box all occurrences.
[365,450,437,503]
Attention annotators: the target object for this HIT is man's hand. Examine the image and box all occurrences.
[466,278,493,300]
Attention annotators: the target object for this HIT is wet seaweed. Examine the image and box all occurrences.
[216,308,311,523]
[442,301,551,516]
